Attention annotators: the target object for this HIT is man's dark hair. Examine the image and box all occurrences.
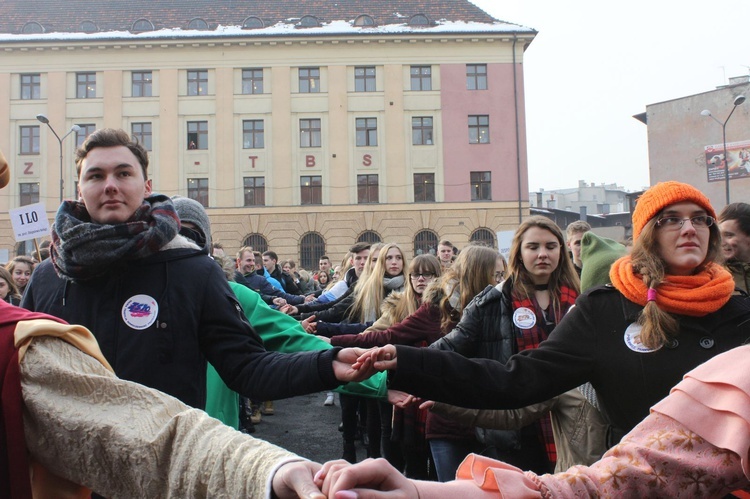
[262,250,278,262]
[75,128,149,180]
[349,242,371,254]
[719,202,750,236]
[438,240,454,249]
[319,255,330,263]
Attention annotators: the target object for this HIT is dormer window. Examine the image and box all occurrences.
[353,15,375,27]
[408,14,430,26]
[132,19,154,32]
[21,22,44,34]
[187,18,209,30]
[242,16,264,29]
[298,16,320,28]
[80,21,98,33]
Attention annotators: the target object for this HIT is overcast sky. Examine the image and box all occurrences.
[469,0,750,192]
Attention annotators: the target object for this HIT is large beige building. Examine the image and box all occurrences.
[0,0,535,267]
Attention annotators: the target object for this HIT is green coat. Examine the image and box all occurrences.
[206,281,387,428]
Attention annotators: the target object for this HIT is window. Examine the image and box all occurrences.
[187,70,208,96]
[22,22,44,34]
[19,126,40,155]
[242,120,264,148]
[471,171,492,201]
[187,121,208,150]
[414,173,435,202]
[242,68,264,94]
[187,178,209,207]
[132,19,154,32]
[354,66,376,92]
[409,14,430,26]
[300,232,325,269]
[300,119,321,147]
[299,67,320,93]
[19,183,40,206]
[299,16,320,28]
[468,115,490,144]
[357,230,382,243]
[243,233,268,253]
[410,66,432,91]
[300,175,322,205]
[76,124,96,148]
[242,17,264,29]
[76,72,96,98]
[80,21,98,33]
[414,229,438,256]
[187,18,209,30]
[20,74,40,100]
[131,122,152,151]
[355,118,377,147]
[412,117,433,145]
[354,15,375,27]
[243,177,265,206]
[467,64,488,90]
[357,174,379,204]
[132,71,152,97]
[470,228,497,248]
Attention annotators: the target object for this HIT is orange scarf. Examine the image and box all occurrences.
[609,256,735,316]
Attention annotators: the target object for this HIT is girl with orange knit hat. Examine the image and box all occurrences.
[322,180,750,497]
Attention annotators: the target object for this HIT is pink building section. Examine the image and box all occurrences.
[440,63,528,203]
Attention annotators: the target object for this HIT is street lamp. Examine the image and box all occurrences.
[701,94,746,205]
[36,114,81,203]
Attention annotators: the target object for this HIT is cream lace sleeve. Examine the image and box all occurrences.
[21,336,301,498]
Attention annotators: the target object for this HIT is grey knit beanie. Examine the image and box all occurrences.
[171,195,211,250]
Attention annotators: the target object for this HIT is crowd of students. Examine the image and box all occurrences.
[4,130,750,498]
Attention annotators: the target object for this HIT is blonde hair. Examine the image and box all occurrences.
[5,255,35,289]
[350,243,406,323]
[507,216,580,318]
[631,213,722,349]
[388,254,442,322]
[424,245,499,332]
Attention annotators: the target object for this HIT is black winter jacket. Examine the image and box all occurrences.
[391,285,750,436]
[234,270,305,305]
[22,243,340,409]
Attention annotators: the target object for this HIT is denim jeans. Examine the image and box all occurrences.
[428,438,479,482]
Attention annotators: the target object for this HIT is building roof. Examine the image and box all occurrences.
[0,0,535,41]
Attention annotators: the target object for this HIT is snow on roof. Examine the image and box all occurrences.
[0,19,534,43]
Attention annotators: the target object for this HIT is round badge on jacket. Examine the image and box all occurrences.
[512,306,536,329]
[623,323,661,353]
[122,294,159,330]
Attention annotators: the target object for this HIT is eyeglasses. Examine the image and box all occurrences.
[410,272,436,280]
[494,271,506,282]
[655,215,714,230]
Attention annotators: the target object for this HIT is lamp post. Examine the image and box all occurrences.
[35,114,81,203]
[701,95,746,205]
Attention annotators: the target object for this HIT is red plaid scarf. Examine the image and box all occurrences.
[511,285,577,466]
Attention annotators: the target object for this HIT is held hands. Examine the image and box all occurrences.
[273,297,288,307]
[333,348,378,383]
[353,345,398,372]
[272,460,326,499]
[387,390,421,408]
[305,294,316,303]
[301,316,317,333]
[279,304,298,315]
[315,458,420,499]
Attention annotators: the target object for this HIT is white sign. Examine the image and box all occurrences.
[9,203,51,242]
[497,230,515,260]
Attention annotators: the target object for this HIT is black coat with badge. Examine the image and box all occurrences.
[21,244,340,409]
[390,285,750,436]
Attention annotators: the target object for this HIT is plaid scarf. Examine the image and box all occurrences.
[51,194,180,282]
[511,284,578,466]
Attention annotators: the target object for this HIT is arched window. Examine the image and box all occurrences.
[408,14,430,26]
[470,228,497,248]
[298,16,320,28]
[243,233,268,253]
[22,22,44,34]
[132,19,154,32]
[414,229,438,256]
[242,16,264,29]
[79,21,98,33]
[357,230,382,244]
[300,232,326,269]
[187,18,209,30]
[353,15,375,27]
